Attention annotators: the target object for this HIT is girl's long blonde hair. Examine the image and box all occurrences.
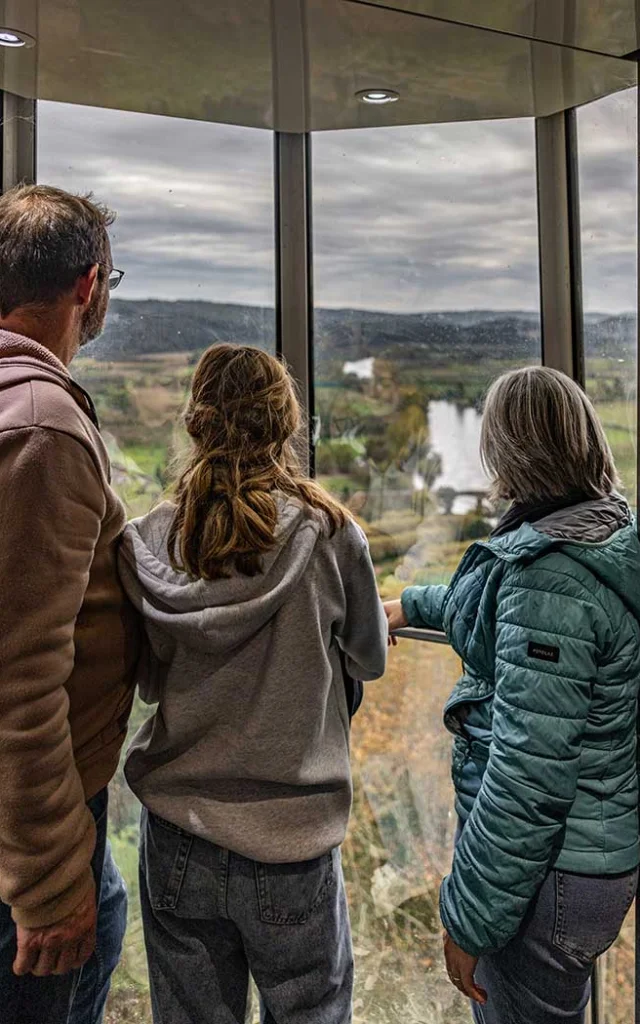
[168,344,349,580]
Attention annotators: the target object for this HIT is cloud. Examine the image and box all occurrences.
[577,91,637,315]
[313,118,541,312]
[38,103,276,306]
[37,88,636,314]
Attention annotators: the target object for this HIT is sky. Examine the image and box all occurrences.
[37,88,637,315]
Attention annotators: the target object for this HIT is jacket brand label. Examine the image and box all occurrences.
[528,641,560,664]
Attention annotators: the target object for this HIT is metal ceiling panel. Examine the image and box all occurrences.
[306,0,637,130]
[0,0,636,131]
[0,0,274,128]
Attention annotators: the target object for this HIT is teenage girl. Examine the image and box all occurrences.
[119,344,388,1024]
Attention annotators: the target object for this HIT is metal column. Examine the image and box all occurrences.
[271,0,314,469]
[274,131,314,470]
[535,109,584,384]
[1,91,36,190]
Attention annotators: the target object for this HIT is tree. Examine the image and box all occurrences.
[436,486,457,516]
[363,378,435,518]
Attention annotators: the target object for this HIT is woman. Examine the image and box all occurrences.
[386,366,640,1024]
[119,344,387,1024]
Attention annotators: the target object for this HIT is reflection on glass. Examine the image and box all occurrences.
[313,119,541,1021]
[579,87,637,505]
[38,100,275,1023]
[307,0,637,131]
[578,85,638,1022]
[352,0,639,60]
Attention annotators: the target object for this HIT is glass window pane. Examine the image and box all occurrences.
[313,119,541,1020]
[603,900,636,1024]
[578,85,638,1022]
[38,101,275,517]
[37,101,275,1023]
[579,87,637,508]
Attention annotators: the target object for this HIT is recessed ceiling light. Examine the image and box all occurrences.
[0,28,36,49]
[356,89,400,105]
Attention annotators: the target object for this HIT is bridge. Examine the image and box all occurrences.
[437,487,490,515]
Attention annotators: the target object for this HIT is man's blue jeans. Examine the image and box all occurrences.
[0,788,127,1024]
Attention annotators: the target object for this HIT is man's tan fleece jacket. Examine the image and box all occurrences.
[0,331,139,928]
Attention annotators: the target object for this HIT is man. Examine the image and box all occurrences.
[0,185,139,1023]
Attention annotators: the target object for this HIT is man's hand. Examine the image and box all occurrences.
[14,888,97,977]
[443,930,487,1005]
[383,599,408,646]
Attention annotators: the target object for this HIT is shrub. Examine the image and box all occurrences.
[456,513,491,542]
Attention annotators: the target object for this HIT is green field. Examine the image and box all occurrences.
[594,399,637,499]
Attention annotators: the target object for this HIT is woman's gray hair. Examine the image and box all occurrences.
[480,366,619,504]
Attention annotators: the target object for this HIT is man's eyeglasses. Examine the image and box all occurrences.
[98,263,125,291]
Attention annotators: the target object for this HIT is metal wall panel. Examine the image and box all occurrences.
[535,110,584,381]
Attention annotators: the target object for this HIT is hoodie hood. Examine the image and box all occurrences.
[486,493,640,625]
[0,330,69,373]
[0,331,99,426]
[534,492,632,542]
[539,495,640,625]
[443,494,640,676]
[119,499,325,655]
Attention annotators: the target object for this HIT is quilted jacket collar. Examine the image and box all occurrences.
[483,495,633,564]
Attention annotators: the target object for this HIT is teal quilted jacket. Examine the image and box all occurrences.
[401,497,640,958]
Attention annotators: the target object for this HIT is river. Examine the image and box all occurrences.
[428,400,489,514]
[341,359,490,513]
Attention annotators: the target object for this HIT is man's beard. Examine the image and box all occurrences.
[79,290,108,348]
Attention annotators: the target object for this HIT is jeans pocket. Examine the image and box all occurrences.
[553,869,638,962]
[142,810,193,912]
[255,849,337,925]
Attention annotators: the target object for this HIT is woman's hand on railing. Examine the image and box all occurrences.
[383,600,408,646]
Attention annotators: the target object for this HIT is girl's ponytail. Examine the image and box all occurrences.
[168,344,349,580]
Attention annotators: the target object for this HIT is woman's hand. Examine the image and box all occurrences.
[383,600,407,646]
[443,931,487,1005]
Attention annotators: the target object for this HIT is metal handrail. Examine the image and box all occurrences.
[395,626,603,1024]
[392,626,449,644]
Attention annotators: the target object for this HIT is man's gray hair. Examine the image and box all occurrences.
[480,366,619,504]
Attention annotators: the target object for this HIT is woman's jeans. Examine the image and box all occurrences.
[0,788,127,1024]
[470,860,638,1024]
[139,809,354,1024]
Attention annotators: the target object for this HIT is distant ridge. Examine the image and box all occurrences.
[84,299,636,365]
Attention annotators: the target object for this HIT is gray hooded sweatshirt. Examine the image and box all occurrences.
[118,499,388,863]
